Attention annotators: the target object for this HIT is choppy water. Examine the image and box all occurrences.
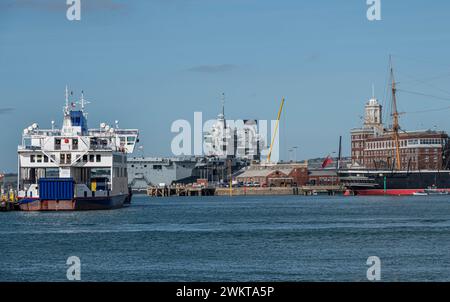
[1,194,450,281]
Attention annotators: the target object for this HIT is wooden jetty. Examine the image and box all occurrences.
[147,184,346,197]
[147,185,216,197]
[215,185,345,196]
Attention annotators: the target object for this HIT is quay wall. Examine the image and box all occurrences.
[215,187,298,196]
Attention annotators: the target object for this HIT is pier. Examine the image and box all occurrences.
[146,185,346,197]
[215,185,345,196]
[147,185,216,197]
[0,190,18,212]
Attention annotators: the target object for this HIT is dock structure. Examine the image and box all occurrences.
[215,185,345,196]
[147,185,216,197]
[0,190,19,211]
[146,185,346,197]
[0,201,17,211]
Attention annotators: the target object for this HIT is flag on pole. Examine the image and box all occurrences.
[321,156,333,168]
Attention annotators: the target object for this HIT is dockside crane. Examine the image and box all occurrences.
[267,97,285,163]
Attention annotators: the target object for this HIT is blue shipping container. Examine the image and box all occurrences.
[38,178,75,200]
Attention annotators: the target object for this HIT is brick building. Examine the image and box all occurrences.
[236,162,309,187]
[351,96,450,170]
[307,170,339,186]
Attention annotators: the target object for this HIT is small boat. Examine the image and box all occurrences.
[412,185,449,196]
[424,185,449,195]
[413,192,428,196]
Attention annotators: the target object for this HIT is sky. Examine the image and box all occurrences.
[2,0,450,172]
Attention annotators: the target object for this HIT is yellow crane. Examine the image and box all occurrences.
[267,97,285,163]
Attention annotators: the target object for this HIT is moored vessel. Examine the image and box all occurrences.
[17,87,139,211]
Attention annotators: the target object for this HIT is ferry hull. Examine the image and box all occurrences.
[18,194,130,211]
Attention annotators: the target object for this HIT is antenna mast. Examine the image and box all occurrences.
[64,85,69,114]
[390,58,402,170]
[221,92,226,128]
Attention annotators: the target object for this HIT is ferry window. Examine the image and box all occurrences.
[127,136,136,145]
[73,139,78,150]
[30,155,35,163]
[37,155,42,163]
[153,165,162,170]
[60,154,65,162]
[96,155,101,162]
[55,138,61,150]
[44,155,49,163]
[66,154,72,164]
[89,155,95,162]
[83,155,88,162]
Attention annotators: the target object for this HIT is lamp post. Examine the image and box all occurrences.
[292,146,298,162]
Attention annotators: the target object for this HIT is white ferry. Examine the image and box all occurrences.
[17,87,139,211]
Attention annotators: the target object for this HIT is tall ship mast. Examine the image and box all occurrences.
[17,87,139,211]
[390,61,402,171]
[340,59,450,196]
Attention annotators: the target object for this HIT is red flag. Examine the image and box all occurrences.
[321,156,333,168]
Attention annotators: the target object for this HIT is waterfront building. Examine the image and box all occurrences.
[350,95,450,170]
[236,162,308,187]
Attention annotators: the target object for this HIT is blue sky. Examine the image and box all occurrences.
[2,0,450,172]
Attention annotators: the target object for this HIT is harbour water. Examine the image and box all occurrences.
[1,195,450,281]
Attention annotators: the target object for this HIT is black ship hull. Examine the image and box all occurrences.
[339,170,450,195]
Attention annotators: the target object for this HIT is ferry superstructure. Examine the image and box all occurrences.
[17,87,139,211]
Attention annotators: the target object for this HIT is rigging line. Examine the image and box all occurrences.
[395,72,450,97]
[398,71,450,86]
[391,54,450,71]
[397,89,450,102]
[382,55,392,129]
[405,105,450,114]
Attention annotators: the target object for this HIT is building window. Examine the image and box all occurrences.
[96,154,101,162]
[83,155,88,162]
[89,154,95,162]
[30,155,35,163]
